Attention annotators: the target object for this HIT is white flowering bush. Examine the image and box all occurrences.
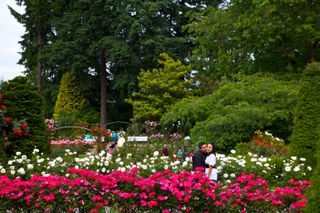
[216,150,312,186]
[0,145,193,180]
[0,140,312,189]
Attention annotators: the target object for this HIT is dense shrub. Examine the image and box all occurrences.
[290,62,320,167]
[1,77,49,155]
[163,73,298,151]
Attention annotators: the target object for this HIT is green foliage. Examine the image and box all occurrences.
[160,94,215,135]
[53,72,88,121]
[290,62,320,167]
[305,150,320,212]
[164,73,298,151]
[127,53,193,122]
[186,0,320,77]
[1,76,49,155]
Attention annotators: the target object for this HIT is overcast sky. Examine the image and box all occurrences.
[0,0,25,81]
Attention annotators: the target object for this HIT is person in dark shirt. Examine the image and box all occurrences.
[192,142,207,171]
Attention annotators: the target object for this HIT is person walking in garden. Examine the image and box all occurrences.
[162,145,169,156]
[205,143,218,182]
[182,146,188,160]
[192,142,207,171]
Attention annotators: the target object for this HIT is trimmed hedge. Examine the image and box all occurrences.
[290,62,320,167]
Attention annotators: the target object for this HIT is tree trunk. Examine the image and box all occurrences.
[36,31,42,89]
[100,54,107,129]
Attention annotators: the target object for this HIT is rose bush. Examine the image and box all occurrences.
[0,92,29,159]
[0,168,310,212]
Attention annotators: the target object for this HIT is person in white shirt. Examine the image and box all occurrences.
[205,143,217,182]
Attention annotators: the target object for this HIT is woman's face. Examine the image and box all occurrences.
[206,144,213,153]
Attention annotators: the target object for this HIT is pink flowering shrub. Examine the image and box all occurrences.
[0,169,310,212]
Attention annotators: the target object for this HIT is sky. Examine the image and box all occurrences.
[0,0,25,81]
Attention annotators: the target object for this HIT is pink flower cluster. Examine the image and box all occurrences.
[49,139,97,145]
[0,169,310,212]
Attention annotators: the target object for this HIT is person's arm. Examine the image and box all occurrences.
[208,165,213,177]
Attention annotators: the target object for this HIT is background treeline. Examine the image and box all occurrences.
[8,0,320,147]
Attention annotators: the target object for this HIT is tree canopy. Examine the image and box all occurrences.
[127,53,193,122]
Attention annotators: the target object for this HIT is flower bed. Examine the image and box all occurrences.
[0,168,310,212]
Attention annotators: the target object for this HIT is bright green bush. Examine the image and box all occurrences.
[290,62,320,167]
[53,72,88,121]
[1,76,49,155]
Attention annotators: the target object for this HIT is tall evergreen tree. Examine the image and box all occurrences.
[9,0,53,88]
[290,62,320,167]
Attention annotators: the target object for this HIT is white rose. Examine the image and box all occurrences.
[8,160,13,165]
[153,151,159,157]
[251,158,257,162]
[223,173,228,178]
[1,168,6,173]
[284,166,291,172]
[17,168,25,175]
[151,169,156,173]
[291,156,297,161]
[300,158,306,162]
[293,166,300,172]
[17,159,23,163]
[230,173,236,178]
[230,150,236,154]
[10,170,16,175]
[27,164,34,170]
[307,166,312,171]
[16,152,22,156]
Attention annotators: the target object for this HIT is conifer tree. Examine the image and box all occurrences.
[290,62,320,166]
[54,72,88,121]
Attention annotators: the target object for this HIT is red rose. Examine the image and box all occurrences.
[5,117,11,123]
[13,129,22,136]
[21,123,28,131]
[1,105,6,110]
